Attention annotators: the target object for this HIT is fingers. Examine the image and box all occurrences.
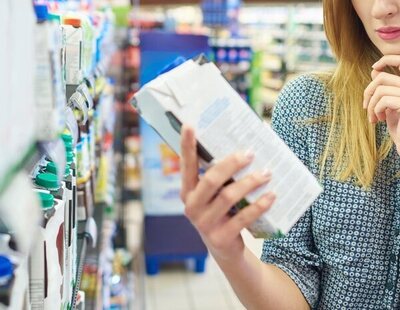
[197,171,272,232]
[374,96,400,116]
[363,72,400,109]
[371,69,380,80]
[372,55,400,71]
[367,86,400,123]
[386,109,400,134]
[188,152,255,209]
[180,125,199,201]
[214,193,276,242]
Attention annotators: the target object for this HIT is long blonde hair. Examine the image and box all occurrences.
[320,0,393,188]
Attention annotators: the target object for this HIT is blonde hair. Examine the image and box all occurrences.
[320,0,393,188]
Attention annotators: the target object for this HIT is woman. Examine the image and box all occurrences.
[180,0,400,309]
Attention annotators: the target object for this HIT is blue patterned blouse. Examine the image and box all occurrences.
[261,75,400,309]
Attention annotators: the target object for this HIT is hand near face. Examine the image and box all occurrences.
[363,55,400,154]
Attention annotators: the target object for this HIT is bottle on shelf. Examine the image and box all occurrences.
[43,161,75,304]
[37,192,56,221]
[34,173,66,203]
[61,132,78,289]
[0,255,14,307]
[30,189,65,308]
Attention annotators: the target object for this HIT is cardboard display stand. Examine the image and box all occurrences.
[139,31,209,275]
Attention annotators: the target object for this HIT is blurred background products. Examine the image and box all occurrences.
[0,0,332,309]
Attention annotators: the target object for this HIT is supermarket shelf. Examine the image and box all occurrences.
[83,203,106,310]
[71,220,89,309]
[262,78,284,90]
[85,297,95,310]
[293,61,336,72]
[263,63,283,72]
[123,188,141,202]
[140,0,318,4]
[294,31,326,41]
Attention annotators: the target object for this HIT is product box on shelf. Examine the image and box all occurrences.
[62,18,84,99]
[0,0,37,185]
[33,4,66,141]
[132,55,323,238]
[29,192,65,309]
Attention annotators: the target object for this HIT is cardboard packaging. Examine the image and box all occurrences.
[132,55,323,238]
[34,15,65,141]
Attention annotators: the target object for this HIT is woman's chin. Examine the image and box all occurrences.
[376,42,400,56]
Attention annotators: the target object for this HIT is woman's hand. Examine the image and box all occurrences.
[180,125,275,262]
[363,55,400,154]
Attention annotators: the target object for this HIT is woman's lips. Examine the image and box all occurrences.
[376,27,400,40]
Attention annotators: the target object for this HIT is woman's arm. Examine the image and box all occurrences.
[217,247,310,310]
[180,126,310,310]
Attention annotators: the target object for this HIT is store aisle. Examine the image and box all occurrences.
[144,230,264,310]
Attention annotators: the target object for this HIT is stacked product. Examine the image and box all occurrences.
[210,37,253,101]
[239,4,335,120]
[202,0,241,30]
[0,0,119,309]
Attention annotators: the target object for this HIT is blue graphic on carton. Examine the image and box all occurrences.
[161,189,181,200]
[198,97,230,129]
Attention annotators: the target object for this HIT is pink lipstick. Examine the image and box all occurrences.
[376,26,400,40]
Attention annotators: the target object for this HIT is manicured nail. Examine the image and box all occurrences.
[266,193,276,202]
[259,198,270,210]
[244,150,255,161]
[262,168,272,178]
[260,194,274,207]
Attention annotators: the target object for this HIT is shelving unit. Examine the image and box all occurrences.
[238,3,335,119]
[139,0,319,4]
[287,6,335,73]
[0,2,127,309]
[0,2,336,309]
[80,203,104,310]
[71,221,89,309]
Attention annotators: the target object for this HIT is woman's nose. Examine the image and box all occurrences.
[371,0,399,19]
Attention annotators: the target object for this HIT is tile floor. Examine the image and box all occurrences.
[143,230,264,310]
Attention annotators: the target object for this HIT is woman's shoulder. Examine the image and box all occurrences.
[271,74,331,162]
[274,73,331,120]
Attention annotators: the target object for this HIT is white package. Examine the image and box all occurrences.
[133,57,323,238]
[62,25,83,86]
[34,19,65,140]
[0,0,37,184]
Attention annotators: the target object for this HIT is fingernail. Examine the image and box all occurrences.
[244,150,255,161]
[260,194,273,206]
[262,168,272,178]
[265,193,276,202]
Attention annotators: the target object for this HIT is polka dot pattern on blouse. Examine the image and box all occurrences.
[261,74,400,310]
